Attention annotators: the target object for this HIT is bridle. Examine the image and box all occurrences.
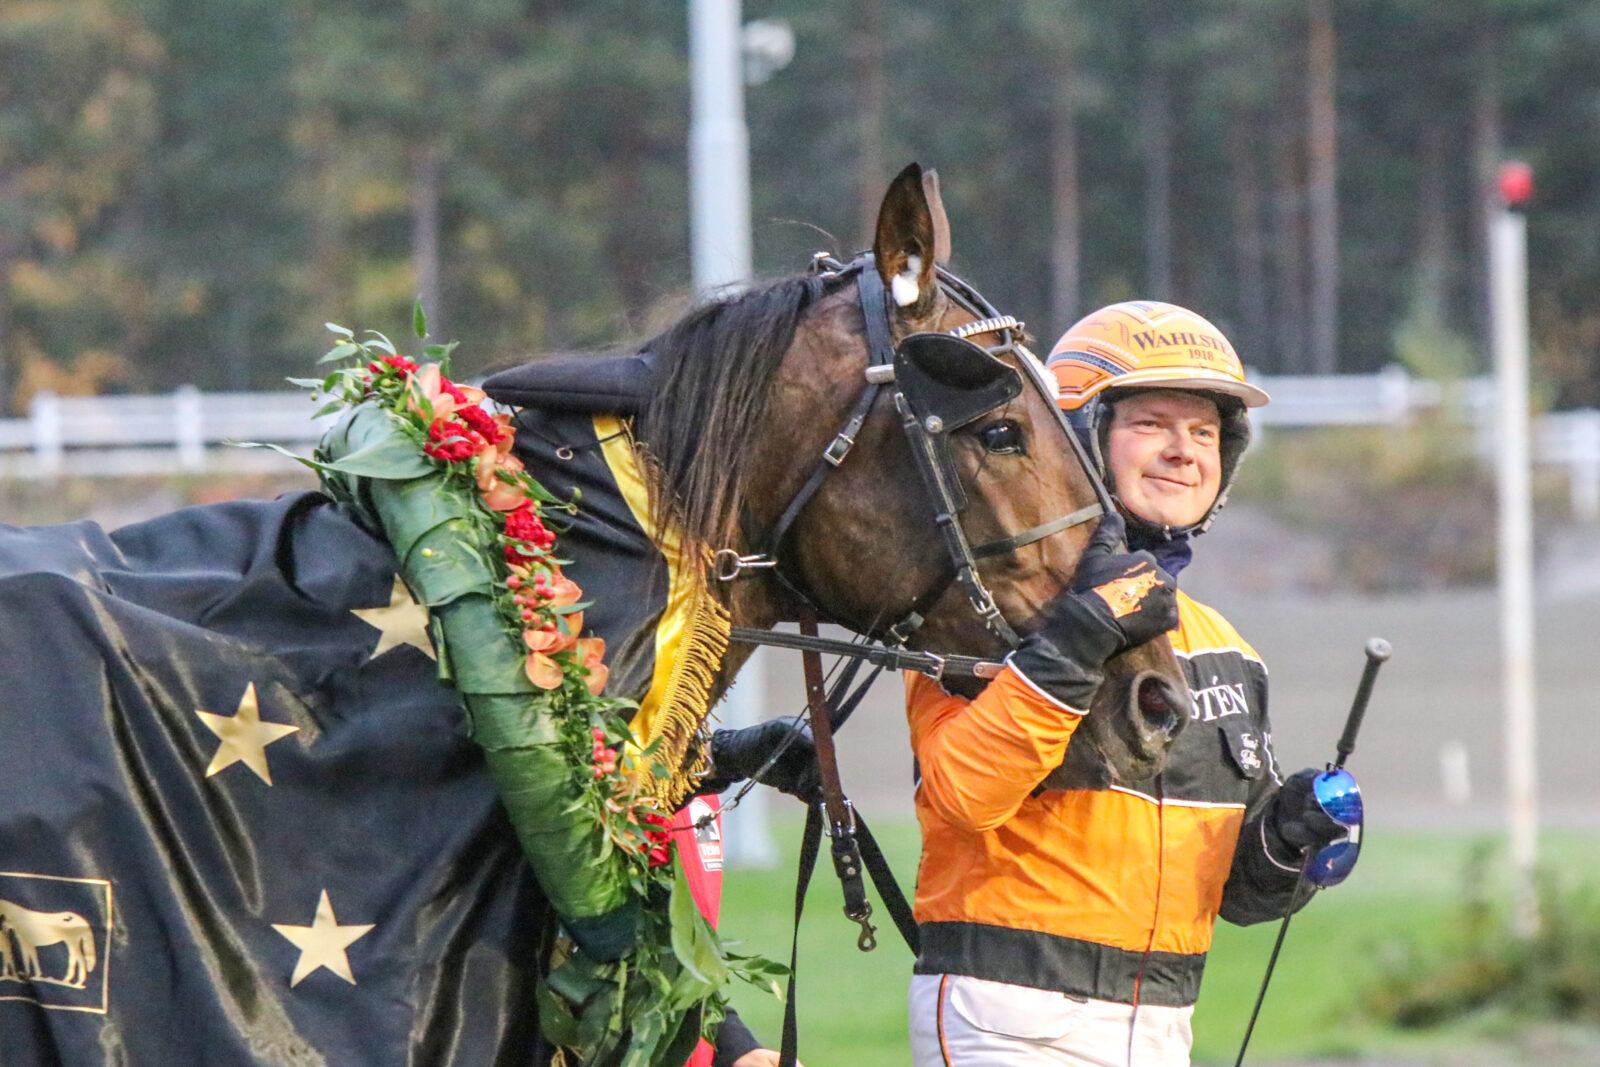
[722,253,1125,1033]
[723,251,1116,660]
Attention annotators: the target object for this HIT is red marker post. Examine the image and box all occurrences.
[1498,159,1534,208]
[1489,158,1539,936]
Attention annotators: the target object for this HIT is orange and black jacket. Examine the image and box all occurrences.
[908,589,1303,1008]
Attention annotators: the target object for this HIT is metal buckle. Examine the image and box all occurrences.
[713,549,778,581]
[823,432,856,466]
[821,798,858,837]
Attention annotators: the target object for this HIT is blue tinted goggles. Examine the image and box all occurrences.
[1304,768,1363,888]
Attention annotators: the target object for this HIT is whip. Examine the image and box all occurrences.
[1233,637,1391,1067]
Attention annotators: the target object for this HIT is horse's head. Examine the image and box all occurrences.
[727,163,1188,782]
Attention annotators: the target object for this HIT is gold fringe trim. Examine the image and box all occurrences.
[593,414,731,809]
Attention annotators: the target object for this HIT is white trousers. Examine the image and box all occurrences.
[908,973,1194,1067]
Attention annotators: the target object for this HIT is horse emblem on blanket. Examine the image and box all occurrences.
[0,874,113,1010]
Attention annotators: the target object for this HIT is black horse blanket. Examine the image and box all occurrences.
[0,403,700,1064]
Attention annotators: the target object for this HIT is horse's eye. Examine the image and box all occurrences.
[977,420,1025,455]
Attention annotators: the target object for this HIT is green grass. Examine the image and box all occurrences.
[715,816,1600,1065]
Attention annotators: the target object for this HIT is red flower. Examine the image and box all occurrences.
[423,416,485,462]
[458,403,508,445]
[504,503,554,559]
[382,354,419,375]
[637,811,674,867]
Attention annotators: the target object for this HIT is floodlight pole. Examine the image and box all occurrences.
[688,0,776,869]
[1489,161,1539,937]
[689,0,753,296]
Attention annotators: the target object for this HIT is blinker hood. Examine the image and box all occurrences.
[893,332,1022,431]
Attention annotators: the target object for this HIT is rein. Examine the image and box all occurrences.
[714,253,1122,1067]
[727,251,1114,653]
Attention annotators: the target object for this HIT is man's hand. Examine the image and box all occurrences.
[1007,512,1178,709]
[1058,511,1179,652]
[703,718,820,802]
[1263,768,1348,864]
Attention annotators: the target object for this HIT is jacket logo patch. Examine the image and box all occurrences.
[1234,731,1263,773]
[1190,677,1250,722]
[1093,570,1162,618]
[0,872,113,1013]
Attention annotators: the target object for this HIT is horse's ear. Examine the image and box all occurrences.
[921,168,952,265]
[873,162,945,319]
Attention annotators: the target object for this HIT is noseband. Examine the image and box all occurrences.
[725,252,1114,654]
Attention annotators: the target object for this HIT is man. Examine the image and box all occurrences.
[903,301,1346,1066]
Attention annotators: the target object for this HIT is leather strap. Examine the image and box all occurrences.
[969,502,1104,560]
[727,626,1004,681]
[800,614,877,951]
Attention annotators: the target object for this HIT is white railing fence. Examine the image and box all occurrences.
[0,389,338,480]
[1,368,1597,520]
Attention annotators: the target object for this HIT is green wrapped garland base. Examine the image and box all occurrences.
[265,316,784,1067]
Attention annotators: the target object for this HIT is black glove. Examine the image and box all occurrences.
[701,718,821,802]
[1008,512,1179,708]
[1262,768,1348,865]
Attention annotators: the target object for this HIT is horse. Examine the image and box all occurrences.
[0,161,1185,1066]
[485,162,1188,791]
[0,901,96,989]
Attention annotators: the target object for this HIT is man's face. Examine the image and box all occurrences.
[1104,389,1223,529]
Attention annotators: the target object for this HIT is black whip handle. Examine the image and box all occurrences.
[1334,637,1391,771]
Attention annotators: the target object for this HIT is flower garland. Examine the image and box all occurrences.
[278,312,783,1067]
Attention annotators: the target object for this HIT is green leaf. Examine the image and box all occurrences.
[412,298,428,339]
[667,856,728,997]
[325,323,354,339]
[318,341,361,364]
[320,433,438,480]
[285,376,325,389]
[535,980,582,1048]
[363,331,397,356]
[226,441,327,473]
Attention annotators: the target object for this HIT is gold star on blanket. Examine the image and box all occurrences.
[195,682,299,784]
[351,576,435,660]
[271,889,375,986]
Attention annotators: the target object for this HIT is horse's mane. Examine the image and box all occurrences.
[633,270,838,565]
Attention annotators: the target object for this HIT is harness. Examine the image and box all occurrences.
[712,253,1120,1067]
[726,251,1114,657]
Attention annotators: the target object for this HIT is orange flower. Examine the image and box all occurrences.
[546,576,582,608]
[412,364,484,419]
[478,451,528,511]
[524,651,564,689]
[576,636,609,696]
[523,625,577,655]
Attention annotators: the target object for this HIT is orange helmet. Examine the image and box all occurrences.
[1047,301,1269,411]
[1046,301,1266,536]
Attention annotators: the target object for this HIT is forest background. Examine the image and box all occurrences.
[4,0,1600,421]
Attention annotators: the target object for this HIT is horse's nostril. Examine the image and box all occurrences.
[1136,677,1184,737]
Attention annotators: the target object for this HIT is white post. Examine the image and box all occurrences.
[175,385,205,471]
[689,0,752,296]
[689,0,776,868]
[33,391,63,477]
[1489,183,1539,936]
[1571,412,1600,522]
